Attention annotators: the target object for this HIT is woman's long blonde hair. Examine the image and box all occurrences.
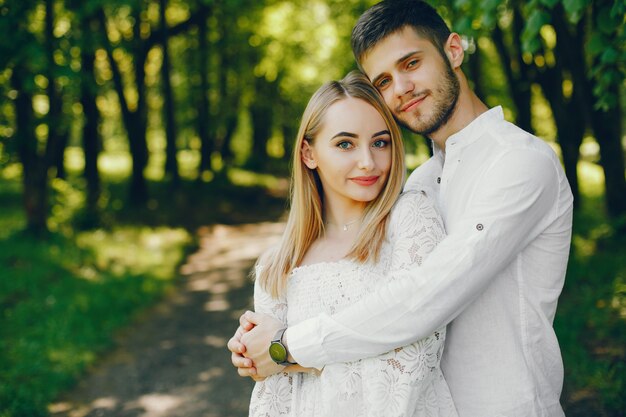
[258,71,405,298]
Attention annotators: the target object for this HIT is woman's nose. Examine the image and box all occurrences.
[357,148,375,170]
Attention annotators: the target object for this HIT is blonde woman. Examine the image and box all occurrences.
[248,71,457,417]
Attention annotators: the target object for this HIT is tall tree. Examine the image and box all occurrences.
[77,9,103,219]
[97,5,150,204]
[160,0,179,182]
[521,0,626,216]
[196,5,214,175]
[1,0,67,234]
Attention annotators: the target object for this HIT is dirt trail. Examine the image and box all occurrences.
[50,222,284,417]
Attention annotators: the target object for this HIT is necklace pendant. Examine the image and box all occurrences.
[343,225,348,231]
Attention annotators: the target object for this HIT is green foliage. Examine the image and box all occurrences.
[521,8,551,53]
[0,225,191,417]
[554,166,626,416]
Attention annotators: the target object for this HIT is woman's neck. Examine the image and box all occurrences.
[323,196,366,233]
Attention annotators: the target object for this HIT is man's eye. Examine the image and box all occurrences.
[377,78,390,89]
[407,59,419,68]
[337,141,352,150]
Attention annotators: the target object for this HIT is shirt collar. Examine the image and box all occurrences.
[432,106,504,158]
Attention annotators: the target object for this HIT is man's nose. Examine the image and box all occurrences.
[394,74,414,97]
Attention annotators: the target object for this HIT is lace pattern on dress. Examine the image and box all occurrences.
[249,191,457,417]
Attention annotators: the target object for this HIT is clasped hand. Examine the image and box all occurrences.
[227,311,285,380]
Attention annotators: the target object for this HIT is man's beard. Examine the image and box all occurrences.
[396,61,460,136]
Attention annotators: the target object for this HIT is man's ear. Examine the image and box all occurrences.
[301,140,317,169]
[444,33,465,69]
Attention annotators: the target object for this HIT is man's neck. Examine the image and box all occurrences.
[429,92,488,152]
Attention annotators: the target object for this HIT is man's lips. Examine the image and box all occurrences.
[350,176,380,186]
[400,94,426,112]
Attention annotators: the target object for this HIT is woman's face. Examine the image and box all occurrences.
[302,97,392,209]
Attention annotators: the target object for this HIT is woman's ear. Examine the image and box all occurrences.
[301,140,317,169]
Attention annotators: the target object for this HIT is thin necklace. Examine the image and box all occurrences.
[326,218,360,231]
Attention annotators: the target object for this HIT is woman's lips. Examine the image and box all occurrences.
[350,176,380,186]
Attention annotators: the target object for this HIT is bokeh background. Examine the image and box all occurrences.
[0,0,624,416]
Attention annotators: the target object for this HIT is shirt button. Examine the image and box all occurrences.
[476,223,484,231]
[436,177,441,184]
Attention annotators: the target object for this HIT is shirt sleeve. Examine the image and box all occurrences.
[286,148,566,369]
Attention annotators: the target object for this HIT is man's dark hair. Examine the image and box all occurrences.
[351,0,451,68]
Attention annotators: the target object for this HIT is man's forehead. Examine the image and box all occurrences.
[361,27,432,78]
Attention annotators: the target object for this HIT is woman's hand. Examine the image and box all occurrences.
[227,313,258,378]
[240,311,287,377]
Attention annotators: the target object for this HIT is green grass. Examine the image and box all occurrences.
[0,228,192,417]
[556,163,626,416]
[0,164,287,417]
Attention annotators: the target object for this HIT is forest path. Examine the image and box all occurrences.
[50,222,284,417]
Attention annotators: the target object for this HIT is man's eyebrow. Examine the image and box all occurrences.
[372,130,390,138]
[370,50,422,86]
[331,131,358,139]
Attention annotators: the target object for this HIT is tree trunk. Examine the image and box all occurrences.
[45,0,67,179]
[160,0,179,182]
[197,8,213,174]
[249,77,274,170]
[590,106,625,217]
[465,45,486,103]
[491,13,533,133]
[80,16,101,217]
[554,4,626,216]
[12,70,49,235]
[98,7,148,205]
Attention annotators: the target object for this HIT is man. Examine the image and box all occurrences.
[228,1,573,416]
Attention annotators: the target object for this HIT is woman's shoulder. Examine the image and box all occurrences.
[388,189,442,234]
[391,189,438,215]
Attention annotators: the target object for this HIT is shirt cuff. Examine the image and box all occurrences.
[285,320,329,370]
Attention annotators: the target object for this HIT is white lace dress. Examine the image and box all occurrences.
[249,191,458,417]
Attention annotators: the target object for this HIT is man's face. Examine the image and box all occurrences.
[361,27,460,136]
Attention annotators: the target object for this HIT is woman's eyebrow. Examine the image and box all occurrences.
[331,131,358,139]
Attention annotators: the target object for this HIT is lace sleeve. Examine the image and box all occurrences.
[387,190,446,273]
[249,266,293,417]
[253,265,288,323]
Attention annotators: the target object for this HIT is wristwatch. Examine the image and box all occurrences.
[269,327,296,366]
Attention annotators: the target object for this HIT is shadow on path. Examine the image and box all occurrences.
[50,222,284,417]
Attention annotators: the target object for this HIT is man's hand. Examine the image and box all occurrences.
[240,311,287,377]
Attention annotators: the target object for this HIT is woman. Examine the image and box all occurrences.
[249,71,457,417]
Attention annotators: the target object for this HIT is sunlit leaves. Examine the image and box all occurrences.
[562,0,587,23]
[521,8,550,54]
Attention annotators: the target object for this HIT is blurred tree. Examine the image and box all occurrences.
[195,3,213,175]
[448,0,625,216]
[97,4,150,204]
[74,2,103,220]
[159,0,179,182]
[0,0,64,234]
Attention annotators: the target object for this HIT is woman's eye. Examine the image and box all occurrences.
[337,141,352,150]
[373,139,389,148]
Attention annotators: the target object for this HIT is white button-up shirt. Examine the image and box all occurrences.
[285,107,573,417]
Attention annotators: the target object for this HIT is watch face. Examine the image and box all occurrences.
[269,342,287,363]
